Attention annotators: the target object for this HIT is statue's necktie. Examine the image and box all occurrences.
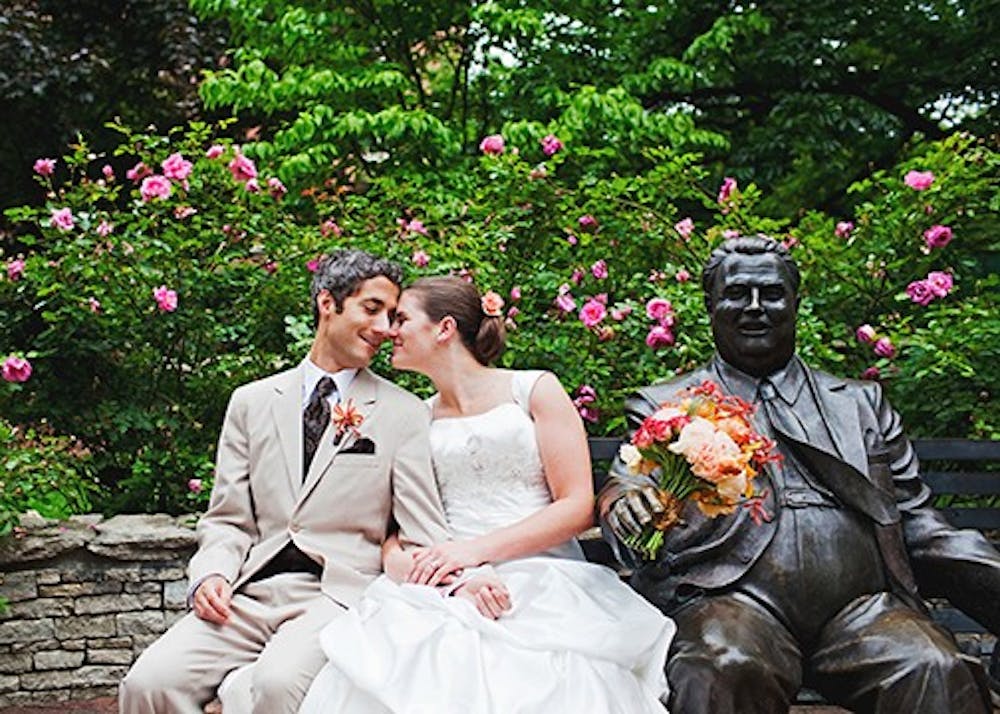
[303,376,336,478]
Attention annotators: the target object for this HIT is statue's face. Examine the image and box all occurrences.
[709,251,798,377]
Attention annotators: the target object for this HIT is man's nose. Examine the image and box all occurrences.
[747,287,762,311]
[373,313,392,337]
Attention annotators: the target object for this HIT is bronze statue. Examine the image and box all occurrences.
[600,236,1000,713]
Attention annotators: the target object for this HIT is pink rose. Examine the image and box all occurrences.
[306,258,321,273]
[555,284,576,313]
[187,478,203,494]
[126,162,152,182]
[320,219,342,237]
[645,325,675,349]
[267,177,287,199]
[874,337,896,359]
[860,366,880,381]
[835,221,854,239]
[399,218,428,236]
[88,297,102,313]
[723,229,740,239]
[102,164,115,180]
[152,285,178,313]
[206,145,225,159]
[96,220,113,238]
[263,261,278,275]
[566,233,578,246]
[855,324,876,343]
[591,260,608,279]
[244,178,261,193]
[161,153,193,184]
[506,306,520,319]
[906,279,935,306]
[782,236,799,250]
[579,298,607,327]
[610,304,632,321]
[904,170,934,190]
[2,355,32,383]
[50,207,75,232]
[140,175,172,202]
[675,269,691,283]
[228,153,258,182]
[411,250,430,267]
[33,158,56,176]
[479,134,505,155]
[578,214,598,232]
[6,259,25,281]
[674,217,694,240]
[923,224,953,249]
[541,134,563,157]
[173,206,197,220]
[717,177,737,204]
[510,286,522,301]
[570,268,584,285]
[926,270,953,297]
[645,297,674,324]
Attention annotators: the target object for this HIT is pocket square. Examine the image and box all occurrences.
[341,437,376,455]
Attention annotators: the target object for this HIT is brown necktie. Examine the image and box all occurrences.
[303,376,336,478]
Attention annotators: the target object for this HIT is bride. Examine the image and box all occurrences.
[299,276,674,713]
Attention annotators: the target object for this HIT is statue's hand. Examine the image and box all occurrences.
[607,484,664,541]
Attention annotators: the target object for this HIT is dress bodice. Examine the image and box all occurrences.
[428,370,583,560]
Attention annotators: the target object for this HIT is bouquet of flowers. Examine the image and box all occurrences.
[617,380,779,559]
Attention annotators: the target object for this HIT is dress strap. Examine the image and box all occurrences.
[511,370,546,415]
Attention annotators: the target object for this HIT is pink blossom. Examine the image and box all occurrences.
[674,217,694,240]
[570,268,585,285]
[96,220,114,237]
[102,164,115,180]
[645,297,674,324]
[874,337,896,359]
[306,257,321,273]
[782,236,799,250]
[860,366,881,381]
[904,170,934,191]
[244,178,261,193]
[593,293,608,305]
[573,385,599,423]
[554,284,576,313]
[610,305,632,321]
[645,325,675,350]
[506,306,520,319]
[717,177,737,204]
[6,259,25,281]
[578,214,598,232]
[905,280,935,306]
[529,164,548,180]
[206,145,225,159]
[648,270,667,283]
[267,177,287,199]
[675,269,691,283]
[88,297,102,313]
[398,218,429,236]
[540,134,563,157]
[126,162,152,183]
[591,260,608,279]
[510,286,522,301]
[579,298,607,327]
[152,285,178,313]
[411,250,430,267]
[187,478,203,494]
[161,153,193,184]
[33,158,56,176]
[926,271,953,297]
[173,206,197,220]
[320,219,342,237]
[140,175,172,202]
[479,134,505,155]
[723,229,740,239]
[566,233,578,246]
[835,221,854,239]
[263,261,278,275]
[50,207,75,232]
[923,224,953,249]
[2,355,32,383]
[228,153,258,182]
[855,324,876,343]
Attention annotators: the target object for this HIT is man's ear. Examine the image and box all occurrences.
[316,289,337,319]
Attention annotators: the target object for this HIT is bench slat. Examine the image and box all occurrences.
[915,439,1000,462]
[931,608,988,634]
[941,508,1000,530]
[924,471,1000,494]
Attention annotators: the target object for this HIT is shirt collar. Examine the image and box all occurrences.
[712,353,806,405]
[301,358,357,408]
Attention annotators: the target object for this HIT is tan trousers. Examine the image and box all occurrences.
[119,573,344,714]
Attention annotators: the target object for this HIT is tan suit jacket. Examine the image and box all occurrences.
[188,365,449,608]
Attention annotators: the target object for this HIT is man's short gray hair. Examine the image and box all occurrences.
[310,249,403,326]
[701,235,800,311]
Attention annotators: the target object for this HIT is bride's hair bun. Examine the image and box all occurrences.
[407,276,506,365]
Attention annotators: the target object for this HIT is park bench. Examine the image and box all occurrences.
[581,435,1000,704]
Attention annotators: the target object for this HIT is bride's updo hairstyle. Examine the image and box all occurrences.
[406,276,506,365]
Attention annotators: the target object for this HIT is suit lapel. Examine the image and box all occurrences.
[300,368,379,500]
[807,370,869,478]
[271,367,304,495]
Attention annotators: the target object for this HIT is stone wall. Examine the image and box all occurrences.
[0,513,197,707]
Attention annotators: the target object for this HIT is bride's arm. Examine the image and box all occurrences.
[410,372,594,586]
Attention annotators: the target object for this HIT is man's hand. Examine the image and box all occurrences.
[383,545,416,583]
[607,484,665,541]
[193,575,232,624]
[454,574,511,620]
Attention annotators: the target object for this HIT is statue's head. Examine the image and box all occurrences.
[701,236,800,378]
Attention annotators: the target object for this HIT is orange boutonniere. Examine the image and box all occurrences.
[332,399,364,441]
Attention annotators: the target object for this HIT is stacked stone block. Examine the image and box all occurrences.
[0,513,197,706]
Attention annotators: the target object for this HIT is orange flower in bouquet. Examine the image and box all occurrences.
[618,380,779,559]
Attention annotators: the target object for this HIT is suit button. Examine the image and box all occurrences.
[739,553,752,564]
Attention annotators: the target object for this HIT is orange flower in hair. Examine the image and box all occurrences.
[481,290,505,317]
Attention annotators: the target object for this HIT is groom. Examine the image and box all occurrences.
[120,249,450,713]
[600,236,1000,713]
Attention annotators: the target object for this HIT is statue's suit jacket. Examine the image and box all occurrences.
[188,365,449,609]
[601,356,1000,634]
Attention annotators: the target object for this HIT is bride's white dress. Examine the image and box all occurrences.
[299,370,674,713]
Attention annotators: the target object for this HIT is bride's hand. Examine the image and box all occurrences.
[454,575,511,619]
[408,540,484,586]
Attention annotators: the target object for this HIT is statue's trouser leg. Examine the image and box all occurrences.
[666,591,801,714]
[809,591,992,714]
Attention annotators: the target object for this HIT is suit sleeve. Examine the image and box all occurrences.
[187,388,259,587]
[390,402,450,549]
[875,382,1000,635]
